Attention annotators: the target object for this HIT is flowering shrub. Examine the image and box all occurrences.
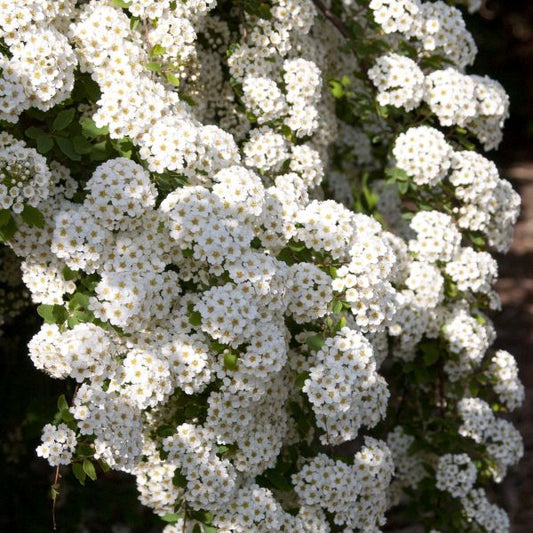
[0,0,524,531]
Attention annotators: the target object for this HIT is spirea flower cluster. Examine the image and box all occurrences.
[0,0,524,531]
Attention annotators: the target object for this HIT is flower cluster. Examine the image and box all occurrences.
[302,328,389,445]
[0,132,51,212]
[458,398,524,482]
[369,53,424,111]
[36,423,77,467]
[487,350,525,411]
[435,453,477,498]
[0,1,76,121]
[293,438,394,531]
[392,126,453,186]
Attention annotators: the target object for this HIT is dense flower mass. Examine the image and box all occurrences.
[0,0,524,531]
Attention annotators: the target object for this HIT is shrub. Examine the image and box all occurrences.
[0,1,523,531]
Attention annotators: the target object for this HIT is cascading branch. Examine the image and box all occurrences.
[0,0,524,532]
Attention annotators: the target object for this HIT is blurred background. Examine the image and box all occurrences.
[0,1,532,531]
[472,1,533,531]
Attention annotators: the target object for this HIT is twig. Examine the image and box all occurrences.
[311,0,350,39]
[239,0,248,43]
[52,466,60,530]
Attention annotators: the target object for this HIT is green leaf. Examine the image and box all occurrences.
[81,117,108,139]
[72,462,86,486]
[89,140,113,161]
[210,340,226,354]
[362,177,378,210]
[420,342,440,366]
[36,135,54,154]
[25,127,46,140]
[444,279,458,299]
[189,311,202,326]
[146,61,163,72]
[261,469,293,492]
[256,2,272,19]
[0,214,16,242]
[58,407,76,430]
[112,0,131,7]
[329,79,345,99]
[179,92,198,107]
[21,205,45,228]
[473,314,486,325]
[111,137,133,158]
[165,72,181,86]
[72,135,93,154]
[397,180,409,195]
[98,459,111,473]
[81,275,100,292]
[227,43,240,58]
[52,108,76,131]
[172,469,188,488]
[56,137,82,161]
[376,103,389,118]
[306,333,325,352]
[217,443,238,458]
[150,44,166,56]
[184,403,204,419]
[217,444,230,455]
[155,171,188,194]
[25,108,47,120]
[331,299,343,314]
[0,209,12,227]
[456,133,476,151]
[295,371,310,389]
[223,352,238,371]
[68,292,90,311]
[80,74,102,102]
[469,233,485,248]
[82,459,97,481]
[130,16,141,31]
[192,510,215,525]
[161,513,181,524]
[57,394,68,412]
[67,310,92,328]
[155,426,175,438]
[37,304,68,325]
[62,266,79,281]
[288,241,306,252]
[243,0,272,20]
[385,167,409,182]
[193,525,202,533]
[77,443,94,457]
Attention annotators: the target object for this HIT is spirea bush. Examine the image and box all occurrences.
[0,0,524,531]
